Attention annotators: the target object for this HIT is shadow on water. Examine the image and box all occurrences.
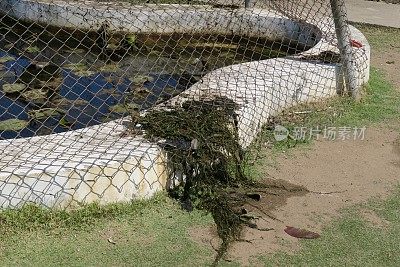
[0,15,300,140]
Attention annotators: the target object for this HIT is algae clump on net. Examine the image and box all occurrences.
[138,97,260,265]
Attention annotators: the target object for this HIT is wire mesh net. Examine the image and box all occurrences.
[0,0,369,209]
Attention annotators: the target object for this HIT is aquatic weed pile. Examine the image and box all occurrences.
[138,97,269,264]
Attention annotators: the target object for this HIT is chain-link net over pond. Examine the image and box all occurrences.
[0,0,369,210]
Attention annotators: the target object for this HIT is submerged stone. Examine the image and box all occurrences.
[39,77,64,90]
[58,117,74,128]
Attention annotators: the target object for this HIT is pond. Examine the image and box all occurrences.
[0,15,298,139]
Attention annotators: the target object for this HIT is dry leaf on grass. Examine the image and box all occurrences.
[284,226,320,239]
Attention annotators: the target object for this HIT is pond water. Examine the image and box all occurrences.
[0,16,300,140]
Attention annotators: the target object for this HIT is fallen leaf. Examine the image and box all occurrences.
[284,226,320,239]
[350,39,363,48]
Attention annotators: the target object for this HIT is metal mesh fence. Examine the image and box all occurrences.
[0,0,369,209]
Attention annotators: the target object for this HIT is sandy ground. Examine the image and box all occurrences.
[190,125,400,264]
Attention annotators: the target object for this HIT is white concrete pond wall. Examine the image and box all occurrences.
[0,0,370,209]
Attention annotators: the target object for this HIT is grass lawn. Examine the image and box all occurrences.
[0,195,215,266]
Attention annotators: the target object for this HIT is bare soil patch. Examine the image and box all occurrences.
[189,125,400,265]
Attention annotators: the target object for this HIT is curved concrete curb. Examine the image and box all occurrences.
[0,0,317,44]
[173,23,370,147]
[0,0,370,209]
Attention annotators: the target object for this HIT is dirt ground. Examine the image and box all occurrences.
[190,126,400,264]
[189,36,400,266]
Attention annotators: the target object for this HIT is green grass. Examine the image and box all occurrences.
[0,193,173,232]
[269,67,399,147]
[260,186,400,266]
[301,68,400,127]
[0,193,216,266]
